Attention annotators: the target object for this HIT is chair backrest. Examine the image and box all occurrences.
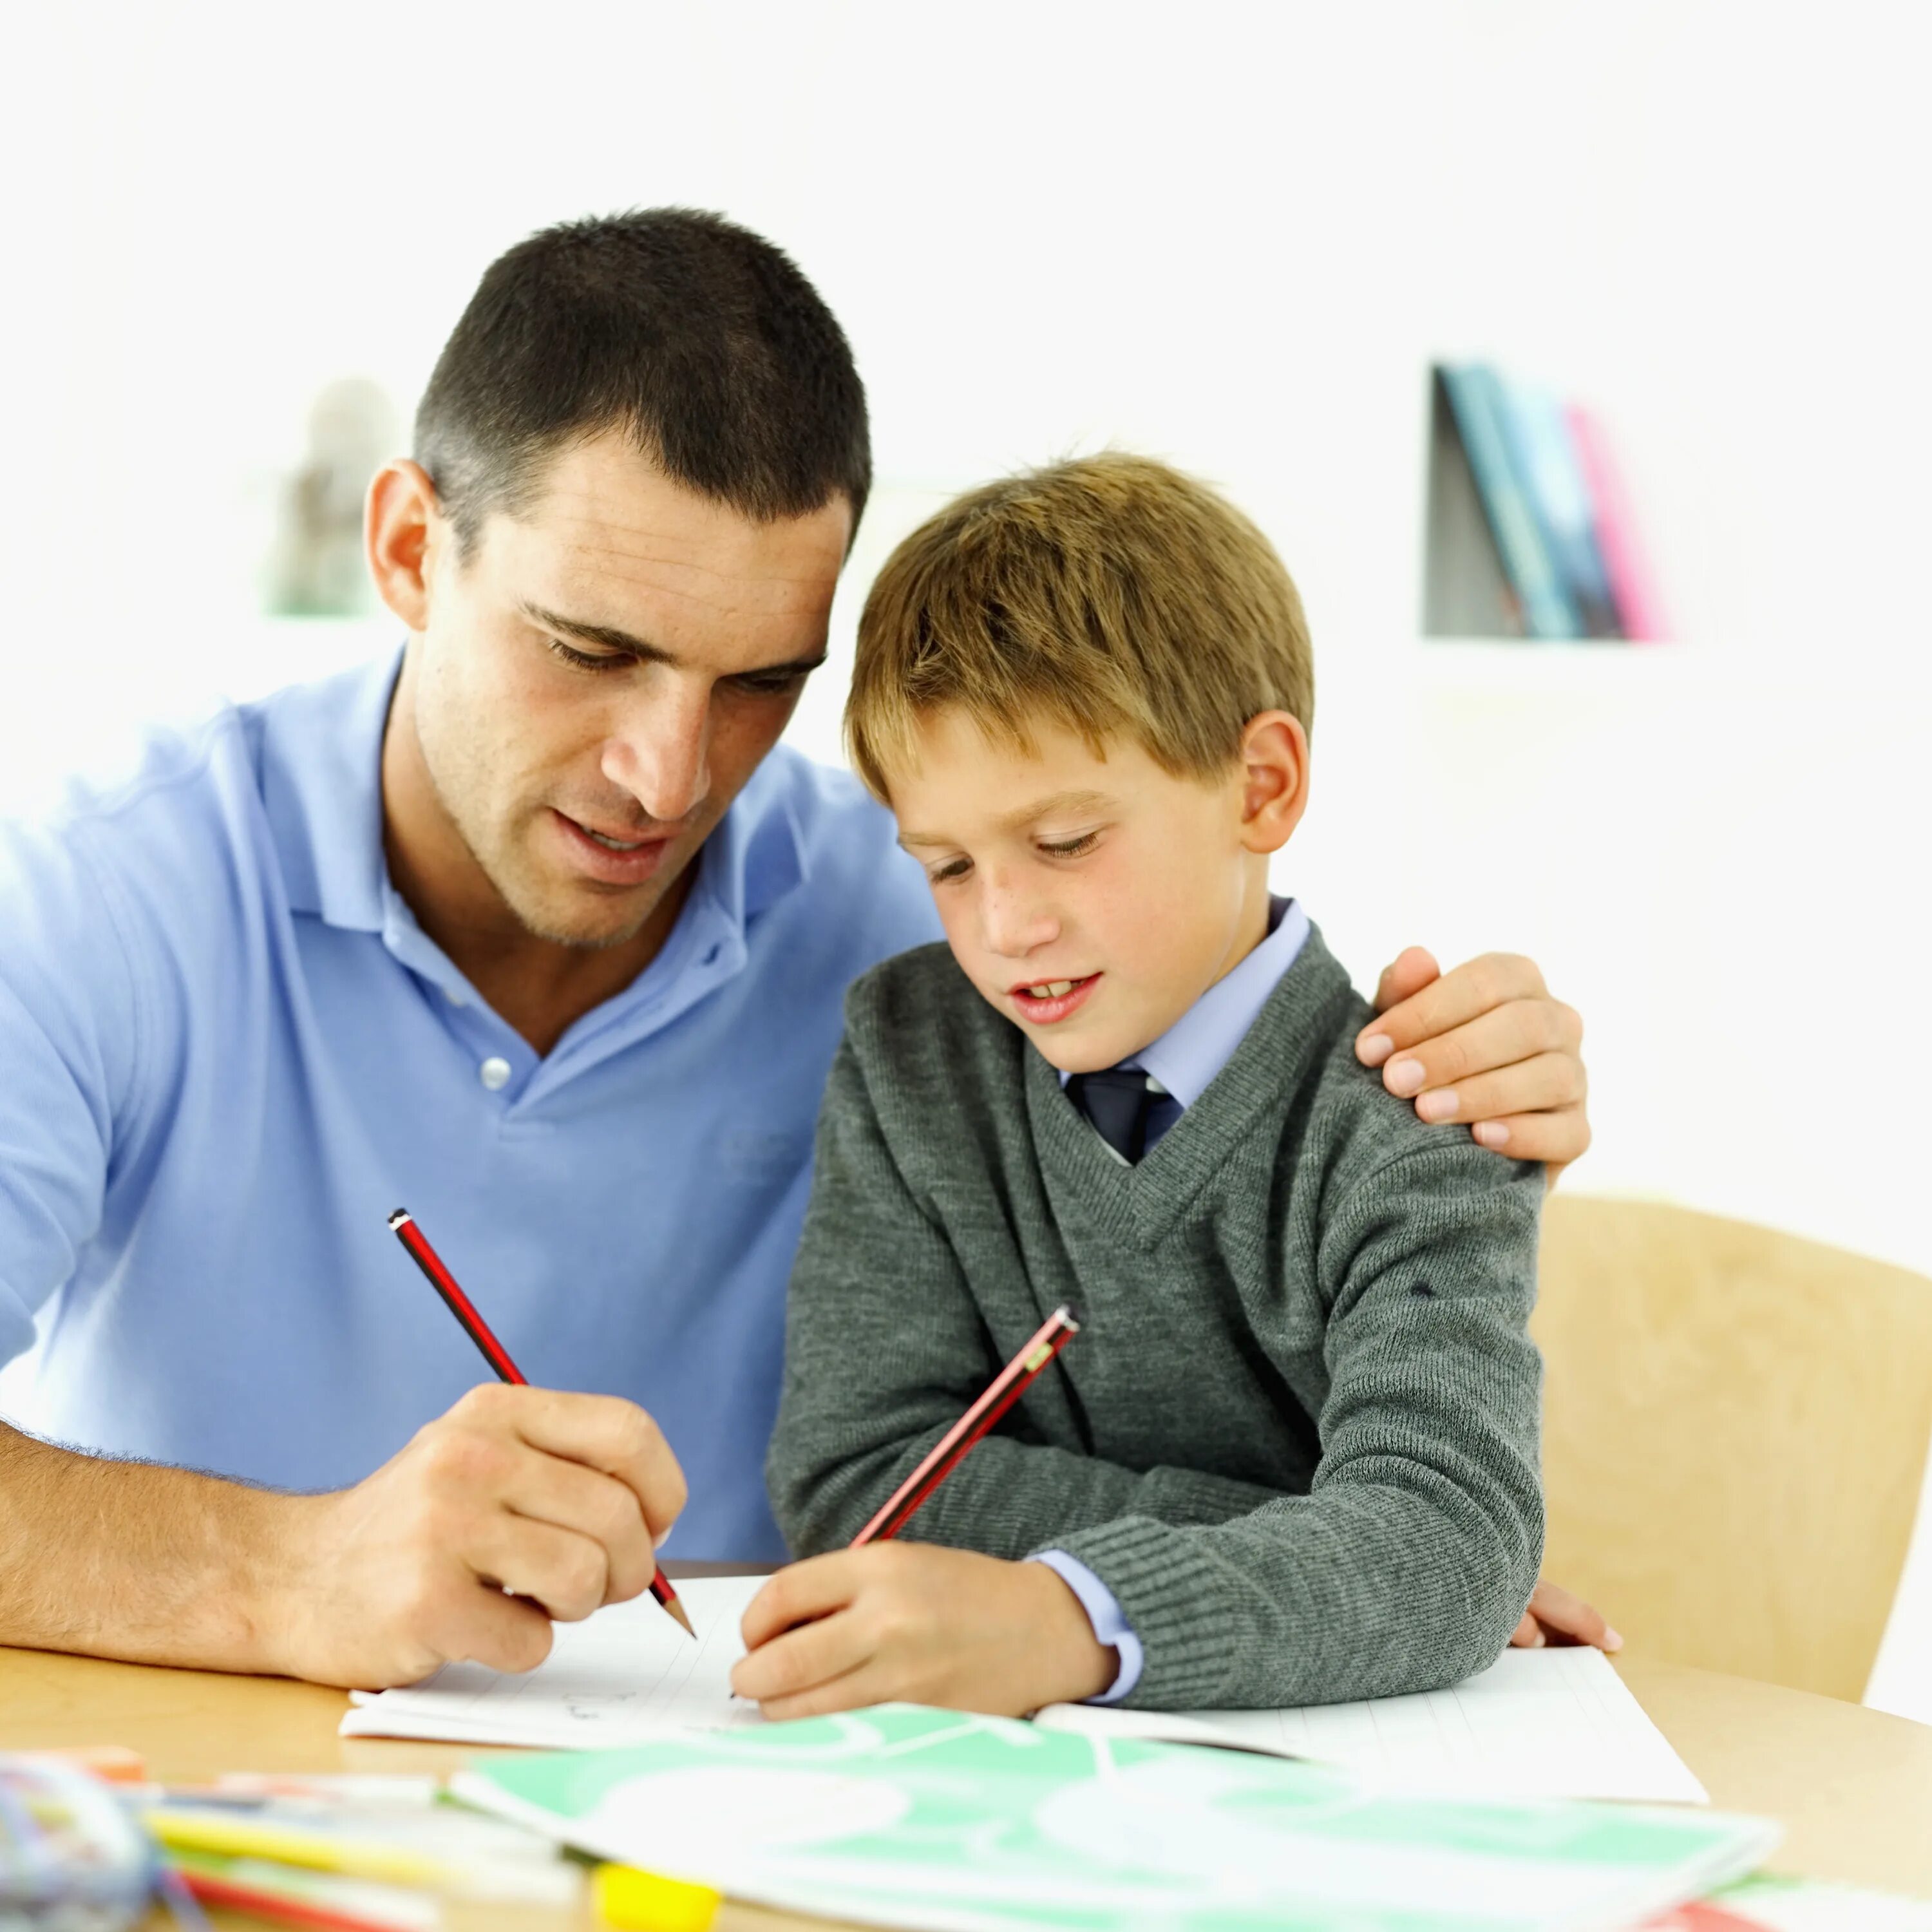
[1533,1194,1932,1701]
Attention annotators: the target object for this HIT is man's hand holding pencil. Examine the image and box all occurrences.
[216,1207,701,1692]
[266,1380,688,1689]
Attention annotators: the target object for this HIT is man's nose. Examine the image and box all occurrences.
[603,679,712,824]
[978,873,1059,958]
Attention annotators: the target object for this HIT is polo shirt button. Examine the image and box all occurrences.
[479,1056,512,1091]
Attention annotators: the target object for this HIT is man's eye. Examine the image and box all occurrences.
[1039,833,1099,859]
[731,670,809,697]
[548,639,629,672]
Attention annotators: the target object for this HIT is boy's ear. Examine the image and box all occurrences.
[1236,711,1311,856]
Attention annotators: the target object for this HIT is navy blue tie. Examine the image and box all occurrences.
[1067,1066,1159,1163]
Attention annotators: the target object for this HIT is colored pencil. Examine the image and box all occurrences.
[386,1208,694,1639]
[167,1849,435,1932]
[147,1812,447,1888]
[851,1305,1081,1546]
[146,1806,577,1908]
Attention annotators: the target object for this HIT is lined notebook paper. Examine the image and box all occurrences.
[1034,1644,1709,1803]
[343,1576,1705,1804]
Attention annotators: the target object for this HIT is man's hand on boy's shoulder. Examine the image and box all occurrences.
[1355,947,1589,1184]
[731,1543,1118,1719]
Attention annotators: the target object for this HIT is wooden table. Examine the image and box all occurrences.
[5,1635,1929,1926]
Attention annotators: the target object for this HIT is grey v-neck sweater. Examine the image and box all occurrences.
[766,926,1544,1710]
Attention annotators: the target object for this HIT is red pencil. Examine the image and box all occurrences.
[386,1208,695,1640]
[175,1866,410,1932]
[851,1305,1081,1546]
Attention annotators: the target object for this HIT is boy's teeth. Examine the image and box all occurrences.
[587,829,644,851]
[1026,981,1075,998]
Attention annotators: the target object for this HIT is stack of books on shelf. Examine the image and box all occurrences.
[1425,361,1668,643]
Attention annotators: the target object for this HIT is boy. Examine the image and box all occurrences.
[732,453,1544,1717]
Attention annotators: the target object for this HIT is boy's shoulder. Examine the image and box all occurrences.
[842,940,1016,1081]
[1238,932,1537,1200]
[846,929,1430,1129]
[835,927,1542,1208]
[833,943,1030,1164]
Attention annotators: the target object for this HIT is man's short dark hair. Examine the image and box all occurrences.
[415,208,870,553]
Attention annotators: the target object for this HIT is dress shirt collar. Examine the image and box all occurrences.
[1057,895,1311,1107]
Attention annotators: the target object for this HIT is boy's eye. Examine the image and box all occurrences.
[926,857,972,886]
[1039,832,1099,860]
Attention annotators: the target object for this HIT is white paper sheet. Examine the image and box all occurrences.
[339,1574,767,1748]
[343,1580,1705,1808]
[1035,1645,1709,1804]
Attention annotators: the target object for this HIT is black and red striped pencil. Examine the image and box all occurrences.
[386,1207,696,1639]
[851,1305,1081,1547]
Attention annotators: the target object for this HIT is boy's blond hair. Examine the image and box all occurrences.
[846,452,1314,799]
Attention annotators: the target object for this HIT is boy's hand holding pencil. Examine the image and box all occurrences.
[732,1541,1119,1718]
[734,1306,1108,1718]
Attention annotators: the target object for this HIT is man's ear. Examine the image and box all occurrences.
[365,460,446,634]
[1236,710,1311,857]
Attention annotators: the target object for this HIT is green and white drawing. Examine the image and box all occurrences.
[453,1703,1778,1932]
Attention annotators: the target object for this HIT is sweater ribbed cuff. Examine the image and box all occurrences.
[1050,1514,1236,1710]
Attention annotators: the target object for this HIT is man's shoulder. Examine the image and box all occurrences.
[748,744,940,961]
[0,656,392,973]
[2,699,263,913]
[752,743,891,856]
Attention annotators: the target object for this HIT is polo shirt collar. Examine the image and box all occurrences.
[259,645,810,944]
[696,748,810,932]
[260,649,399,934]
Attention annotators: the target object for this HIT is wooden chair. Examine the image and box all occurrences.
[1533,1194,1932,1701]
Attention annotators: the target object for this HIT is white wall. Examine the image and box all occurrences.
[2,1,1929,1712]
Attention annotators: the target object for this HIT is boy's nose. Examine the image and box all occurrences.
[977,878,1059,958]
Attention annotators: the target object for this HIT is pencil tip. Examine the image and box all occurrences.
[666,1596,696,1639]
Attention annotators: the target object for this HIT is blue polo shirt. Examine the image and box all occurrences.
[0,653,938,1559]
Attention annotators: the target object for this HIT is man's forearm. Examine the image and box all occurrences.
[0,1421,298,1672]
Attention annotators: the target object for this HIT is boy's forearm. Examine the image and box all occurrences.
[773,1423,1287,1559]
[0,1421,294,1671]
[1054,1459,1540,1710]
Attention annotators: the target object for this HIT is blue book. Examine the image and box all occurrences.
[1437,363,1581,639]
[1497,377,1623,639]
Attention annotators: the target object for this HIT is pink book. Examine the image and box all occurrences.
[1568,403,1671,642]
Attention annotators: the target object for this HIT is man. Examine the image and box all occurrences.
[0,211,1595,1690]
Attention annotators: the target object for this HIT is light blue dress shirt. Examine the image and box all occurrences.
[0,653,939,1560]
[1038,895,1311,1700]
